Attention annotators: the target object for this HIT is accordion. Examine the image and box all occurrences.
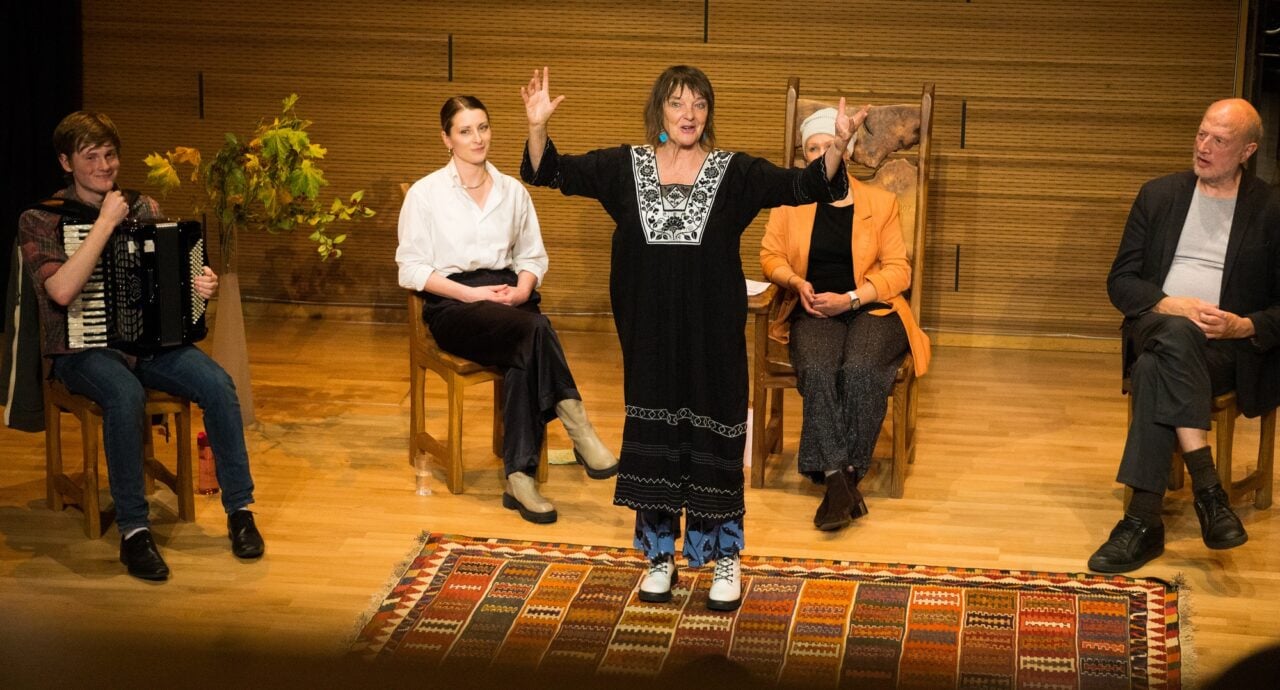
[62,218,209,351]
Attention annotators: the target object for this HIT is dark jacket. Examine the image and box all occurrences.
[1107,169,1280,417]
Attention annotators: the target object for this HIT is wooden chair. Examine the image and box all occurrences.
[400,183,547,494]
[43,359,196,538]
[749,79,935,497]
[1122,380,1275,510]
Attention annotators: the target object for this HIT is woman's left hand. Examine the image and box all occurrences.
[193,266,218,300]
[833,97,870,158]
[811,291,852,317]
[824,97,868,179]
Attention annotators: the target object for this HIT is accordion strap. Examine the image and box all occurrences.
[24,189,141,221]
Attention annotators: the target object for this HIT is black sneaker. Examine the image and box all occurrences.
[1193,485,1248,550]
[1087,515,1164,573]
[120,530,170,581]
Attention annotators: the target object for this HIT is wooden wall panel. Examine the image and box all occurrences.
[78,1,1241,340]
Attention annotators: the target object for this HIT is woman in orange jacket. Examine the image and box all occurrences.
[760,107,931,531]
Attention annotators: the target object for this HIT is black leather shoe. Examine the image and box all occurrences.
[1087,515,1164,573]
[228,510,265,559]
[120,530,170,581]
[1193,485,1248,550]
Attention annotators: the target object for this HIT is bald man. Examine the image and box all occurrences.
[1090,99,1280,573]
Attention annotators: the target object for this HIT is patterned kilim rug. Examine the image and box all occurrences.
[350,532,1186,689]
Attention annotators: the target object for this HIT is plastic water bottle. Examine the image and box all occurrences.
[414,454,433,496]
[197,431,220,495]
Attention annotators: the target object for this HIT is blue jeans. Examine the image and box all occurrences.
[51,347,255,532]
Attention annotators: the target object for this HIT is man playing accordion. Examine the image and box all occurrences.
[17,111,265,580]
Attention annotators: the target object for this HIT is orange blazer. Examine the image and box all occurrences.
[760,175,931,376]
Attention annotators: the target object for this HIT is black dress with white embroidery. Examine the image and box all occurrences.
[522,141,846,520]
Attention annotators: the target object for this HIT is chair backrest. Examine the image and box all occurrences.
[782,79,934,318]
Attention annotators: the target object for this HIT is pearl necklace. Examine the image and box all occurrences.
[457,169,489,190]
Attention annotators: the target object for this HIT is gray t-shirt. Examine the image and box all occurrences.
[1162,186,1235,305]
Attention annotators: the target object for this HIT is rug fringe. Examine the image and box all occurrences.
[1170,572,1197,689]
[344,530,433,653]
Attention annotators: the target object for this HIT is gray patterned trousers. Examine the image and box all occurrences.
[789,308,908,483]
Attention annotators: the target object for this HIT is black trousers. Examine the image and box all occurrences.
[1118,312,1238,493]
[421,269,580,476]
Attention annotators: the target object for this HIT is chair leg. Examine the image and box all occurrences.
[891,379,908,499]
[492,377,505,458]
[1169,452,1186,491]
[81,414,102,539]
[45,405,64,512]
[769,389,784,453]
[409,360,426,467]
[750,379,768,489]
[1215,405,1236,497]
[906,374,919,465]
[536,440,548,483]
[143,423,158,496]
[446,374,466,494]
[1256,409,1275,509]
[174,408,195,521]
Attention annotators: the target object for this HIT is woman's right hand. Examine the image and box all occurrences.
[794,279,824,318]
[521,67,564,129]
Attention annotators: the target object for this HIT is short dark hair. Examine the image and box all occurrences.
[643,66,716,150]
[52,111,121,160]
[440,96,488,134]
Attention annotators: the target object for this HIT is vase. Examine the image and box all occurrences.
[210,229,255,427]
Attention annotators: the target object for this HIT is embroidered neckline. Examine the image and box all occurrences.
[630,146,734,245]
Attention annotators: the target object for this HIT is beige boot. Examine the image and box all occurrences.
[503,472,557,524]
[555,399,618,479]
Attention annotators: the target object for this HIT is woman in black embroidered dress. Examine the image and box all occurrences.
[520,66,853,611]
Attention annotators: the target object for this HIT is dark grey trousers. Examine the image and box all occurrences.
[789,308,908,482]
[422,270,580,476]
[1118,312,1238,493]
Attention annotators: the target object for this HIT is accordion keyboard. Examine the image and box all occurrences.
[62,223,109,349]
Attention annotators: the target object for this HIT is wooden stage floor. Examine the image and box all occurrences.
[1,315,1276,685]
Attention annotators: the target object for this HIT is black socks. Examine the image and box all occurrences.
[1181,446,1221,492]
[1127,488,1164,527]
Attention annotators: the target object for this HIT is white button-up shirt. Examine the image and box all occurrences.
[396,159,548,291]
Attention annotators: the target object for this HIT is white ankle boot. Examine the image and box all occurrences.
[638,554,678,603]
[502,471,557,524]
[707,555,742,611]
[555,399,618,479]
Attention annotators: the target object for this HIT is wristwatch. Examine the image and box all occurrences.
[846,290,861,310]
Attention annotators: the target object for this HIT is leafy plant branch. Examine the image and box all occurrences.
[145,94,374,270]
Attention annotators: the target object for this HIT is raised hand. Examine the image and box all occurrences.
[834,98,870,157]
[521,66,564,129]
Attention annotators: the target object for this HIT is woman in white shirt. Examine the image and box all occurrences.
[396,96,617,524]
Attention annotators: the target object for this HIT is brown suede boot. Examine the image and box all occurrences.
[814,472,856,531]
[846,467,869,520]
